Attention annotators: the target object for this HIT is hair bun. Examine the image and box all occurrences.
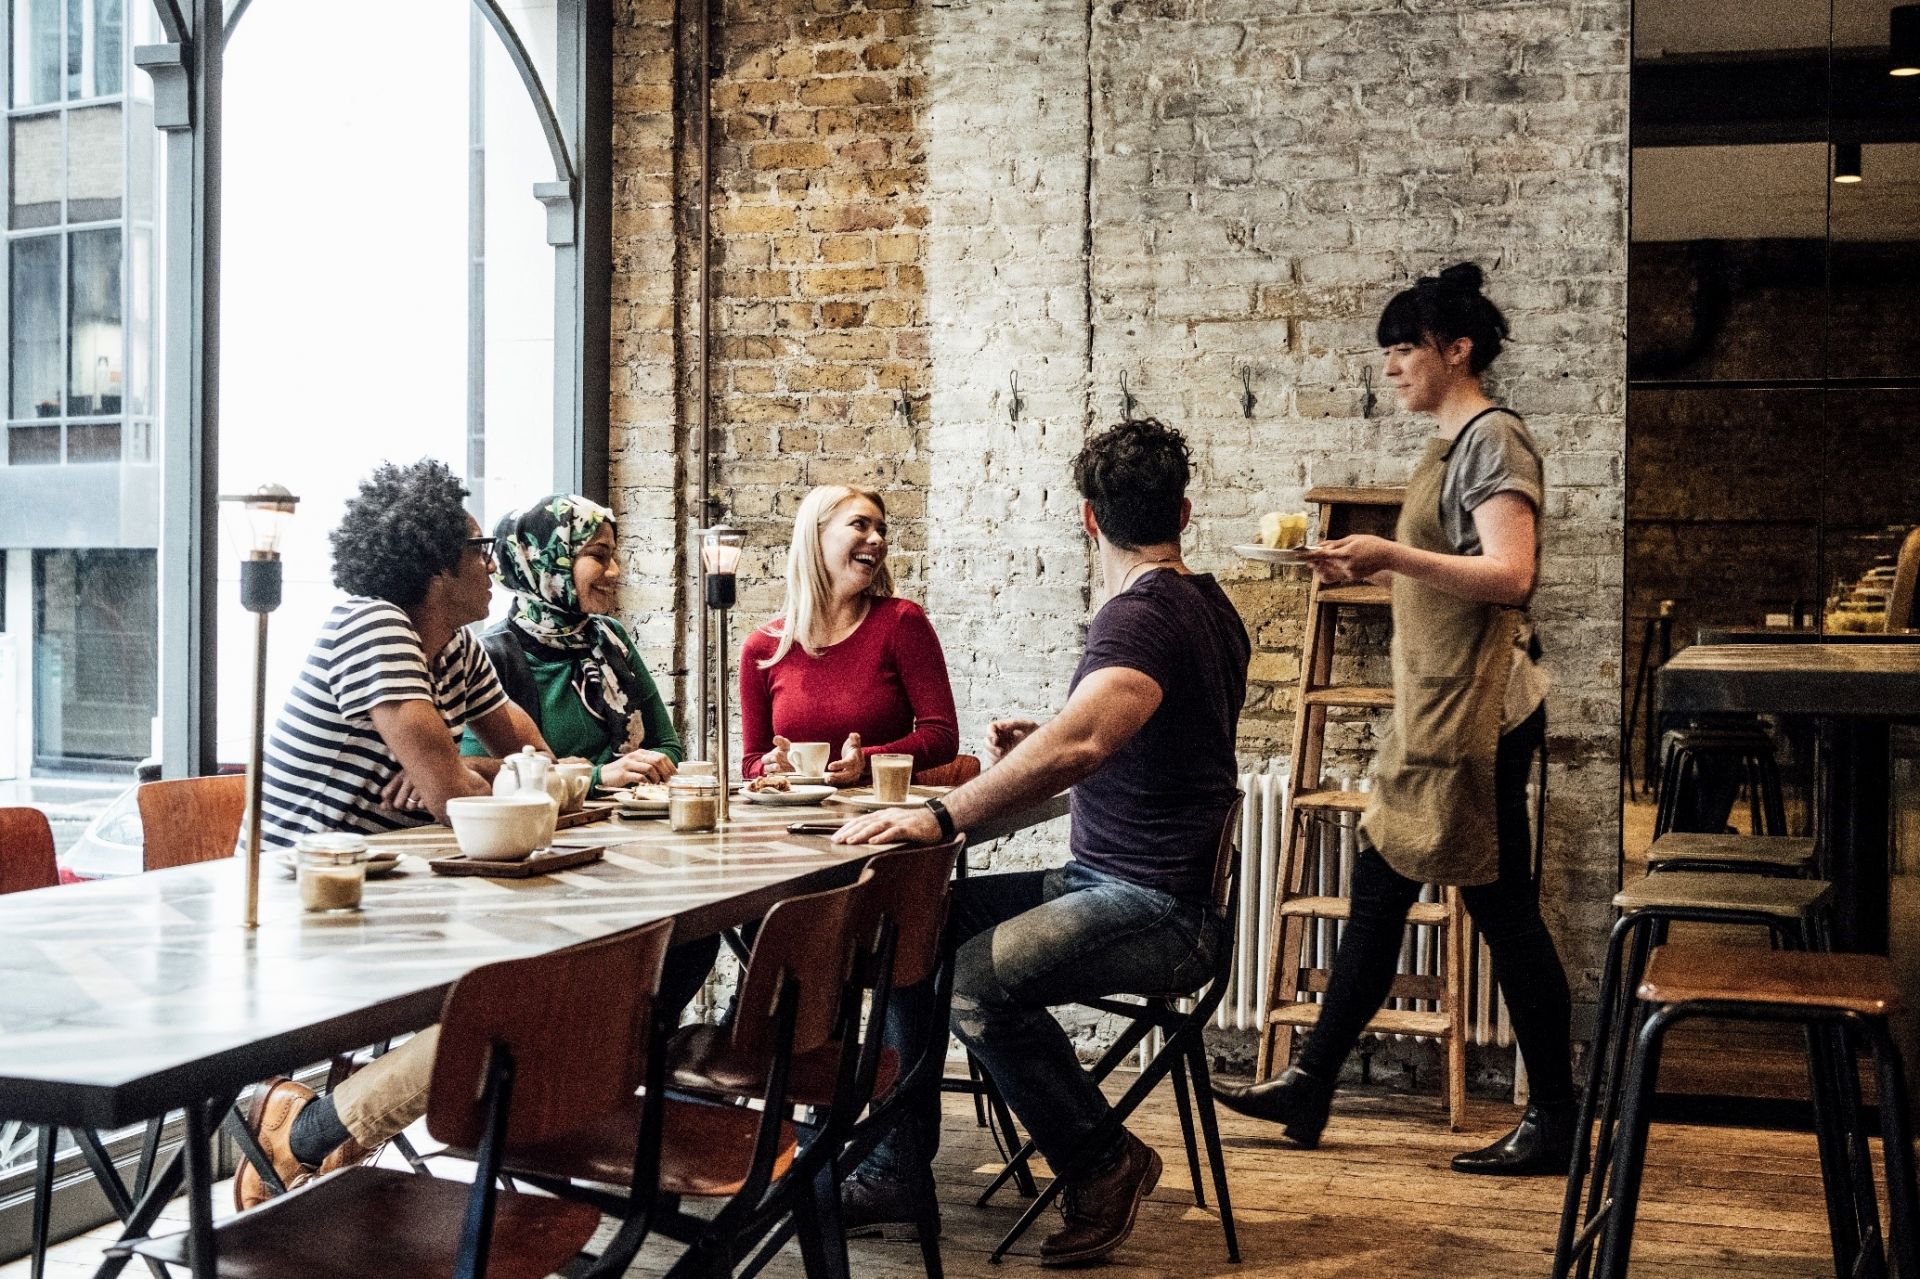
[1437,262,1485,292]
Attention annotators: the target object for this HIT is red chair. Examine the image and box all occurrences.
[914,754,981,788]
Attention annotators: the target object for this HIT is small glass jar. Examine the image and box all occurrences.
[294,833,368,913]
[668,773,721,833]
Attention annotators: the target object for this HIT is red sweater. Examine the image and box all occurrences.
[739,597,959,778]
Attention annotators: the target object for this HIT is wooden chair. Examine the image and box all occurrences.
[1,807,77,1279]
[468,872,882,1279]
[0,806,57,897]
[1583,945,1920,1279]
[914,754,981,788]
[981,794,1246,1264]
[119,919,677,1279]
[714,839,965,1279]
[137,775,246,871]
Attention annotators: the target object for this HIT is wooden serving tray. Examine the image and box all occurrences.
[557,801,617,830]
[428,844,605,877]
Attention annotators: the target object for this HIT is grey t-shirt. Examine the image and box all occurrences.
[1435,408,1548,729]
[1439,409,1543,555]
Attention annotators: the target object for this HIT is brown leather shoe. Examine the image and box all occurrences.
[233,1078,317,1211]
[1039,1132,1162,1266]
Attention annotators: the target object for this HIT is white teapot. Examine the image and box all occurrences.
[493,747,562,844]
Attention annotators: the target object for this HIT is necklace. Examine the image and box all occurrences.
[1119,555,1183,591]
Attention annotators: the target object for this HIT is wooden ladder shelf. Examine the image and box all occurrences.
[1254,485,1471,1130]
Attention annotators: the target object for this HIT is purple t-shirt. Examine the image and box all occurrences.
[1068,571,1251,902]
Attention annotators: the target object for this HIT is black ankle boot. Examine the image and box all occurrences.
[1213,1067,1336,1149]
[1449,1102,1576,1176]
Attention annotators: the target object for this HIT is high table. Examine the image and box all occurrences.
[0,795,1067,1278]
[1658,644,1920,1093]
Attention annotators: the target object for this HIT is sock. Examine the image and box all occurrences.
[288,1096,351,1167]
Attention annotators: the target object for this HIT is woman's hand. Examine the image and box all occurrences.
[1305,534,1398,584]
[987,719,1038,762]
[825,732,865,787]
[760,735,795,775]
[601,749,677,787]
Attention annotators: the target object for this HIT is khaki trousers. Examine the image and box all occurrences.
[333,1027,438,1147]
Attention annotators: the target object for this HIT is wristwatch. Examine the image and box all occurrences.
[924,795,958,842]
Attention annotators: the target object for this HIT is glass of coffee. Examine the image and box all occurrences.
[871,753,914,804]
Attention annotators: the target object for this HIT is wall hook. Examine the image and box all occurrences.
[895,390,913,430]
[1008,371,1025,423]
[1360,365,1377,419]
[1119,370,1137,421]
[1239,367,1257,420]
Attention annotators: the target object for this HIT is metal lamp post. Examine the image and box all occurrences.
[698,524,745,825]
[219,484,298,929]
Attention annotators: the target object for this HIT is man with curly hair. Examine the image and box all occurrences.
[833,418,1251,1266]
[257,458,550,848]
[237,459,552,1209]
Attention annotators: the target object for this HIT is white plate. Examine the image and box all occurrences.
[1232,543,1313,565]
[274,851,405,878]
[738,784,837,806]
[831,790,932,811]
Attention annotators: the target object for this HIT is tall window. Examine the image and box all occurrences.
[215,0,559,758]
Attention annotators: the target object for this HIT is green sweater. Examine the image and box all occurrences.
[461,618,681,776]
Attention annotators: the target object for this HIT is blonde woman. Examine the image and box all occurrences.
[740,485,959,783]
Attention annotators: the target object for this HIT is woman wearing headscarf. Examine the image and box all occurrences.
[460,493,681,786]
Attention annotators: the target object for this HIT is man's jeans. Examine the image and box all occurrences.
[866,861,1224,1182]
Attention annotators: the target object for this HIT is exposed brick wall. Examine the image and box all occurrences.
[609,0,1631,1037]
[700,0,929,634]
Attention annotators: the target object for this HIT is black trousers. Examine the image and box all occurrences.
[1296,704,1575,1106]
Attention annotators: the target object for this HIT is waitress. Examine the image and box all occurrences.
[1217,263,1575,1176]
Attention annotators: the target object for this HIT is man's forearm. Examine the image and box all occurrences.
[943,720,1102,832]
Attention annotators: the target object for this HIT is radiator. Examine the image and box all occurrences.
[1132,767,1514,1066]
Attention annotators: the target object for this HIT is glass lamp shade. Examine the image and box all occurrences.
[700,524,745,609]
[218,484,300,557]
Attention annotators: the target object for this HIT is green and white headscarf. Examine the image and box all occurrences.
[494,494,635,740]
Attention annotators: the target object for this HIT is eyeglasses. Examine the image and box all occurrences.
[465,536,497,558]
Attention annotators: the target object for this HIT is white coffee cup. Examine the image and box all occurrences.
[871,753,914,804]
[789,741,831,777]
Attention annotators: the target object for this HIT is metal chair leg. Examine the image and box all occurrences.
[31,1126,54,1279]
[1868,1021,1920,1279]
[1187,1040,1240,1263]
[1592,1009,1672,1279]
[1167,1049,1205,1207]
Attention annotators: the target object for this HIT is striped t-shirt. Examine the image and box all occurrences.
[259,597,509,849]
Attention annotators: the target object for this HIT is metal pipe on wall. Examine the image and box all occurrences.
[691,0,714,759]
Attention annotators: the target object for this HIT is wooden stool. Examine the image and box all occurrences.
[1654,725,1787,838]
[1586,945,1920,1279]
[1645,832,1816,877]
[1552,872,1835,1279]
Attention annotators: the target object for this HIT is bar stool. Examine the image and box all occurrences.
[1654,725,1788,838]
[1590,944,1920,1279]
[1552,871,1835,1279]
[1645,832,1817,878]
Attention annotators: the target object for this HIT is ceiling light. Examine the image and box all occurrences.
[1892,4,1920,75]
[1834,141,1863,184]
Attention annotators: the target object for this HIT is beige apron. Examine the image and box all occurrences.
[1359,426,1529,887]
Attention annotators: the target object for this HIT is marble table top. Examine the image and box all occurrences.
[0,808,880,1127]
[1659,643,1920,718]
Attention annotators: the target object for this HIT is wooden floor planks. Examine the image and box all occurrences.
[2,1079,1855,1278]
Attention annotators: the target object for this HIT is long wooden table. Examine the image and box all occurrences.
[0,795,1067,1277]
